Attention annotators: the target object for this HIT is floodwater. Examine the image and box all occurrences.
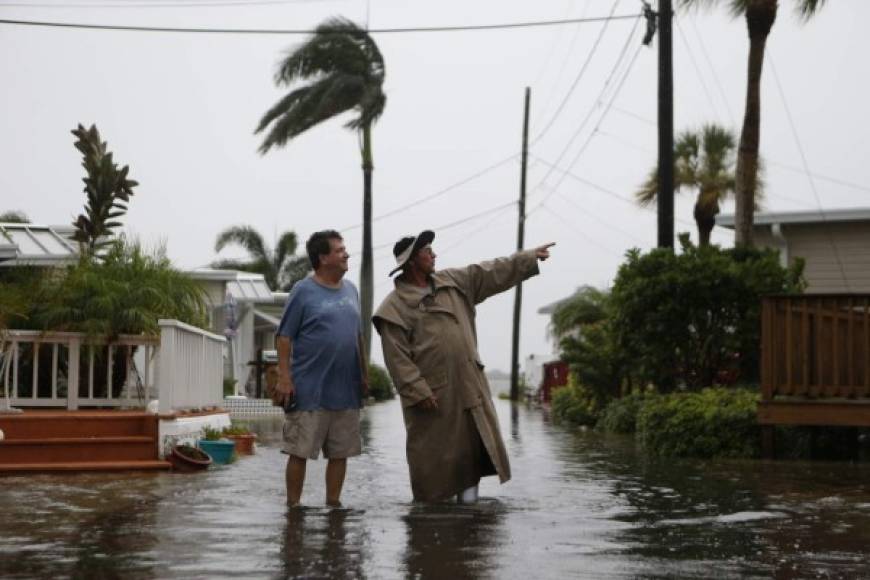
[2,400,870,579]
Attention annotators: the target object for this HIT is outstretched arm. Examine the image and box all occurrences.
[448,242,555,304]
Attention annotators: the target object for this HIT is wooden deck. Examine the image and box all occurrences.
[759,294,870,456]
[0,410,170,474]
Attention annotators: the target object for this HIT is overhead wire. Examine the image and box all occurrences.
[340,153,519,232]
[606,104,870,194]
[530,0,622,144]
[0,0,339,7]
[675,16,720,122]
[526,14,643,205]
[769,54,851,291]
[529,39,644,215]
[688,16,736,126]
[0,12,643,34]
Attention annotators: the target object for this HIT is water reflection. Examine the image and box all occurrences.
[280,507,367,579]
[403,500,506,579]
[1,401,869,579]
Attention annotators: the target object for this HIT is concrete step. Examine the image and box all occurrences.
[0,460,171,474]
[0,436,158,463]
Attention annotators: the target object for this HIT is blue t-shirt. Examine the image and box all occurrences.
[277,277,363,411]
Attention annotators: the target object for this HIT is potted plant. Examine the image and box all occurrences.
[223,421,256,455]
[168,443,212,472]
[197,426,236,464]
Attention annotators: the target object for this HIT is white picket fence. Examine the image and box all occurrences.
[0,319,225,413]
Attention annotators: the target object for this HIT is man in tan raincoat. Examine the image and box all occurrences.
[373,230,553,502]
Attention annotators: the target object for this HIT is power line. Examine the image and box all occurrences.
[340,153,519,232]
[0,12,643,35]
[527,18,643,204]
[530,153,696,228]
[675,17,720,122]
[688,16,736,126]
[530,41,644,215]
[0,0,335,8]
[531,1,624,143]
[769,54,851,291]
[608,104,870,194]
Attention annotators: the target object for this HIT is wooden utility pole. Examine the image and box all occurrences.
[657,0,674,249]
[510,87,531,402]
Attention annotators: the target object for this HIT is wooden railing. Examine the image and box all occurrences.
[155,319,225,413]
[1,331,159,409]
[1,319,225,412]
[761,295,870,401]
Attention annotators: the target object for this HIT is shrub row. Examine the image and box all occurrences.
[552,385,761,459]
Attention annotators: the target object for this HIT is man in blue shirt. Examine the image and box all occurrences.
[275,230,367,507]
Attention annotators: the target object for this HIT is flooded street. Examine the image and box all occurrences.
[2,399,870,579]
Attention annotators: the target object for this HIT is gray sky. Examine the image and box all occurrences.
[2,0,869,371]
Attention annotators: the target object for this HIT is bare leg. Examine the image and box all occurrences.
[286,455,307,506]
[325,458,347,507]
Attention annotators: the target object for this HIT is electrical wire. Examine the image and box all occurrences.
[675,17,720,122]
[529,41,644,215]
[0,13,643,35]
[527,17,643,204]
[340,153,519,232]
[688,16,736,126]
[606,105,870,194]
[0,0,339,8]
[769,54,850,291]
[530,0,622,143]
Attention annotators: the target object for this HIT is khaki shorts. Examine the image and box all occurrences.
[282,409,362,460]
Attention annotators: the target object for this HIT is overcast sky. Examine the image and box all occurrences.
[2,0,869,371]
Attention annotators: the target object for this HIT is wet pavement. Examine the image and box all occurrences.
[2,399,870,579]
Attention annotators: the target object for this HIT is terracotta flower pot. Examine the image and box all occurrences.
[168,444,212,472]
[227,433,256,455]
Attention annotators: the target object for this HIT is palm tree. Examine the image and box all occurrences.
[255,17,386,357]
[637,124,751,247]
[679,0,828,246]
[70,124,138,259]
[213,225,310,292]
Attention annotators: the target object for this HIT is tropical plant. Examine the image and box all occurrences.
[637,124,751,247]
[33,238,207,338]
[70,124,138,258]
[0,211,29,223]
[213,225,310,291]
[679,0,828,246]
[255,17,386,356]
[609,234,804,392]
[550,287,623,406]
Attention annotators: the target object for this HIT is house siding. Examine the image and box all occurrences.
[753,222,870,293]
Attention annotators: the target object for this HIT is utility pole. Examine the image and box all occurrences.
[657,0,674,249]
[510,87,531,402]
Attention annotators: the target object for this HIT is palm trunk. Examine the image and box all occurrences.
[693,200,717,248]
[360,123,374,361]
[734,0,777,247]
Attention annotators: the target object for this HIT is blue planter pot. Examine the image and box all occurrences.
[198,439,235,464]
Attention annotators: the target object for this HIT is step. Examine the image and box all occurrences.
[0,460,171,474]
[0,436,158,463]
[0,411,157,439]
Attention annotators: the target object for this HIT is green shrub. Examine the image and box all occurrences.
[610,236,803,392]
[598,391,657,434]
[367,363,395,401]
[637,387,760,458]
[32,238,207,337]
[223,377,237,397]
[551,381,598,427]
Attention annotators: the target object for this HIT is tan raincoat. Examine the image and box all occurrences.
[373,251,539,501]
